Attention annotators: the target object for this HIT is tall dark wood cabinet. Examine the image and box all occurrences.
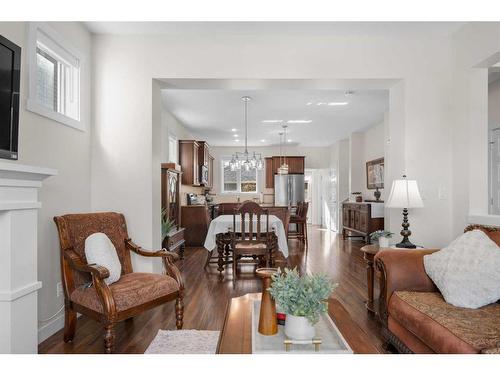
[179,140,200,186]
[161,164,185,258]
[342,202,384,244]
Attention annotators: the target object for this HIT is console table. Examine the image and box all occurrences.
[342,202,384,243]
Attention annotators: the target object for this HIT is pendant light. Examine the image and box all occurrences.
[229,96,263,171]
[278,125,289,175]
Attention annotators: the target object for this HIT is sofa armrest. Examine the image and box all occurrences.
[375,249,439,324]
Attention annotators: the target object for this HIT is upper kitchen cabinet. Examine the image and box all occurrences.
[179,140,200,186]
[198,141,210,166]
[265,156,306,188]
[208,153,215,189]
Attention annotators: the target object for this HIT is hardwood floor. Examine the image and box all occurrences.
[38,225,385,354]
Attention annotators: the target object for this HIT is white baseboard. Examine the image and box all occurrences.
[38,313,64,344]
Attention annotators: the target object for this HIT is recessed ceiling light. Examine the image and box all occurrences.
[287,139,292,142]
[231,128,237,132]
[234,139,240,142]
[327,102,348,106]
[262,120,283,123]
[306,102,313,106]
[233,134,238,137]
[260,139,266,142]
[287,120,312,124]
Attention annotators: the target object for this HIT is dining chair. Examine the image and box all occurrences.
[289,201,309,246]
[230,201,274,282]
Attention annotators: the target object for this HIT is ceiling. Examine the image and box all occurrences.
[84,22,465,37]
[162,89,389,147]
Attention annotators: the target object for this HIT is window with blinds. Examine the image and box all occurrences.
[27,23,82,130]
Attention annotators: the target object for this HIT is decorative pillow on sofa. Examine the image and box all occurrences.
[423,229,500,309]
[84,233,122,285]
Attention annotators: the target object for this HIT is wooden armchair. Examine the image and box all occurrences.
[53,212,184,353]
[230,201,276,281]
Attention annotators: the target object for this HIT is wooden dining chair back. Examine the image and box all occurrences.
[230,201,273,281]
[289,201,309,246]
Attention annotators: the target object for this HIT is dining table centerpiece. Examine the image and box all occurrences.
[268,268,338,340]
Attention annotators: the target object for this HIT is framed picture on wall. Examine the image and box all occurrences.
[366,157,384,189]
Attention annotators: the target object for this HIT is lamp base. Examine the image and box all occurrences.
[395,239,417,249]
[396,208,417,249]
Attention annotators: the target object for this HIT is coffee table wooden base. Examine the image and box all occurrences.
[216,293,380,354]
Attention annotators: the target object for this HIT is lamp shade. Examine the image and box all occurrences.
[386,179,424,208]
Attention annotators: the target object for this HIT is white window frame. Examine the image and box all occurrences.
[220,157,259,194]
[27,22,85,131]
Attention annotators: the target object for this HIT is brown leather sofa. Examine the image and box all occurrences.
[374,225,500,354]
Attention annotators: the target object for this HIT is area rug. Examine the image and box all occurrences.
[145,330,220,354]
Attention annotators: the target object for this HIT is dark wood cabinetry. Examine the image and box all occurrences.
[342,202,384,244]
[208,154,215,188]
[198,141,210,166]
[264,156,306,188]
[160,165,185,258]
[179,140,200,186]
[181,205,212,247]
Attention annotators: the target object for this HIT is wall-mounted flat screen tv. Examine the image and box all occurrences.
[0,35,21,160]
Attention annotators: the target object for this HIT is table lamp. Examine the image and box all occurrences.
[386,175,424,248]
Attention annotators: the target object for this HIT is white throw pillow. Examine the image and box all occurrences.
[423,229,500,309]
[84,233,122,285]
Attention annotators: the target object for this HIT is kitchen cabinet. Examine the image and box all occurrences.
[181,205,212,246]
[342,202,384,244]
[198,141,210,166]
[265,157,274,188]
[179,140,200,186]
[265,156,306,189]
[208,154,215,189]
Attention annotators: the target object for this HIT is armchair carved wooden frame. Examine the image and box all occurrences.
[54,212,184,354]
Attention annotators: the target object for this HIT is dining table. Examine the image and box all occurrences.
[203,214,289,279]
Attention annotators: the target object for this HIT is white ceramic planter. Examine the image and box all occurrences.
[378,237,390,248]
[284,315,316,340]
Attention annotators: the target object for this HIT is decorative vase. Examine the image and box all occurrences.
[256,268,278,335]
[284,315,316,340]
[379,237,390,248]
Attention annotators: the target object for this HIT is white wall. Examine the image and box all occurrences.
[348,118,386,200]
[91,29,459,272]
[451,23,500,233]
[0,22,92,342]
[489,79,500,126]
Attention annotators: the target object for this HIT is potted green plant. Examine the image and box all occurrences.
[268,268,338,340]
[161,209,176,243]
[370,230,393,248]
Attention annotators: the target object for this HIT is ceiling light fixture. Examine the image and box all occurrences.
[278,125,289,175]
[260,139,266,142]
[287,120,312,124]
[231,128,237,132]
[229,97,263,171]
[233,134,238,137]
[327,102,348,106]
[306,102,313,106]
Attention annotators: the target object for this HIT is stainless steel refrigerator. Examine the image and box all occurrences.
[274,174,305,206]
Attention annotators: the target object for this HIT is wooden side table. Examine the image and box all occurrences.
[360,244,382,314]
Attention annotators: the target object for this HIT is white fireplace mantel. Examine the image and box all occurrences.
[0,161,57,353]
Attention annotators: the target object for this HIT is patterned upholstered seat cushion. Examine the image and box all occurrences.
[71,273,179,313]
[389,291,500,353]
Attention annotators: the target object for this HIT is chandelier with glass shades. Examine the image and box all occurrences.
[229,96,264,171]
